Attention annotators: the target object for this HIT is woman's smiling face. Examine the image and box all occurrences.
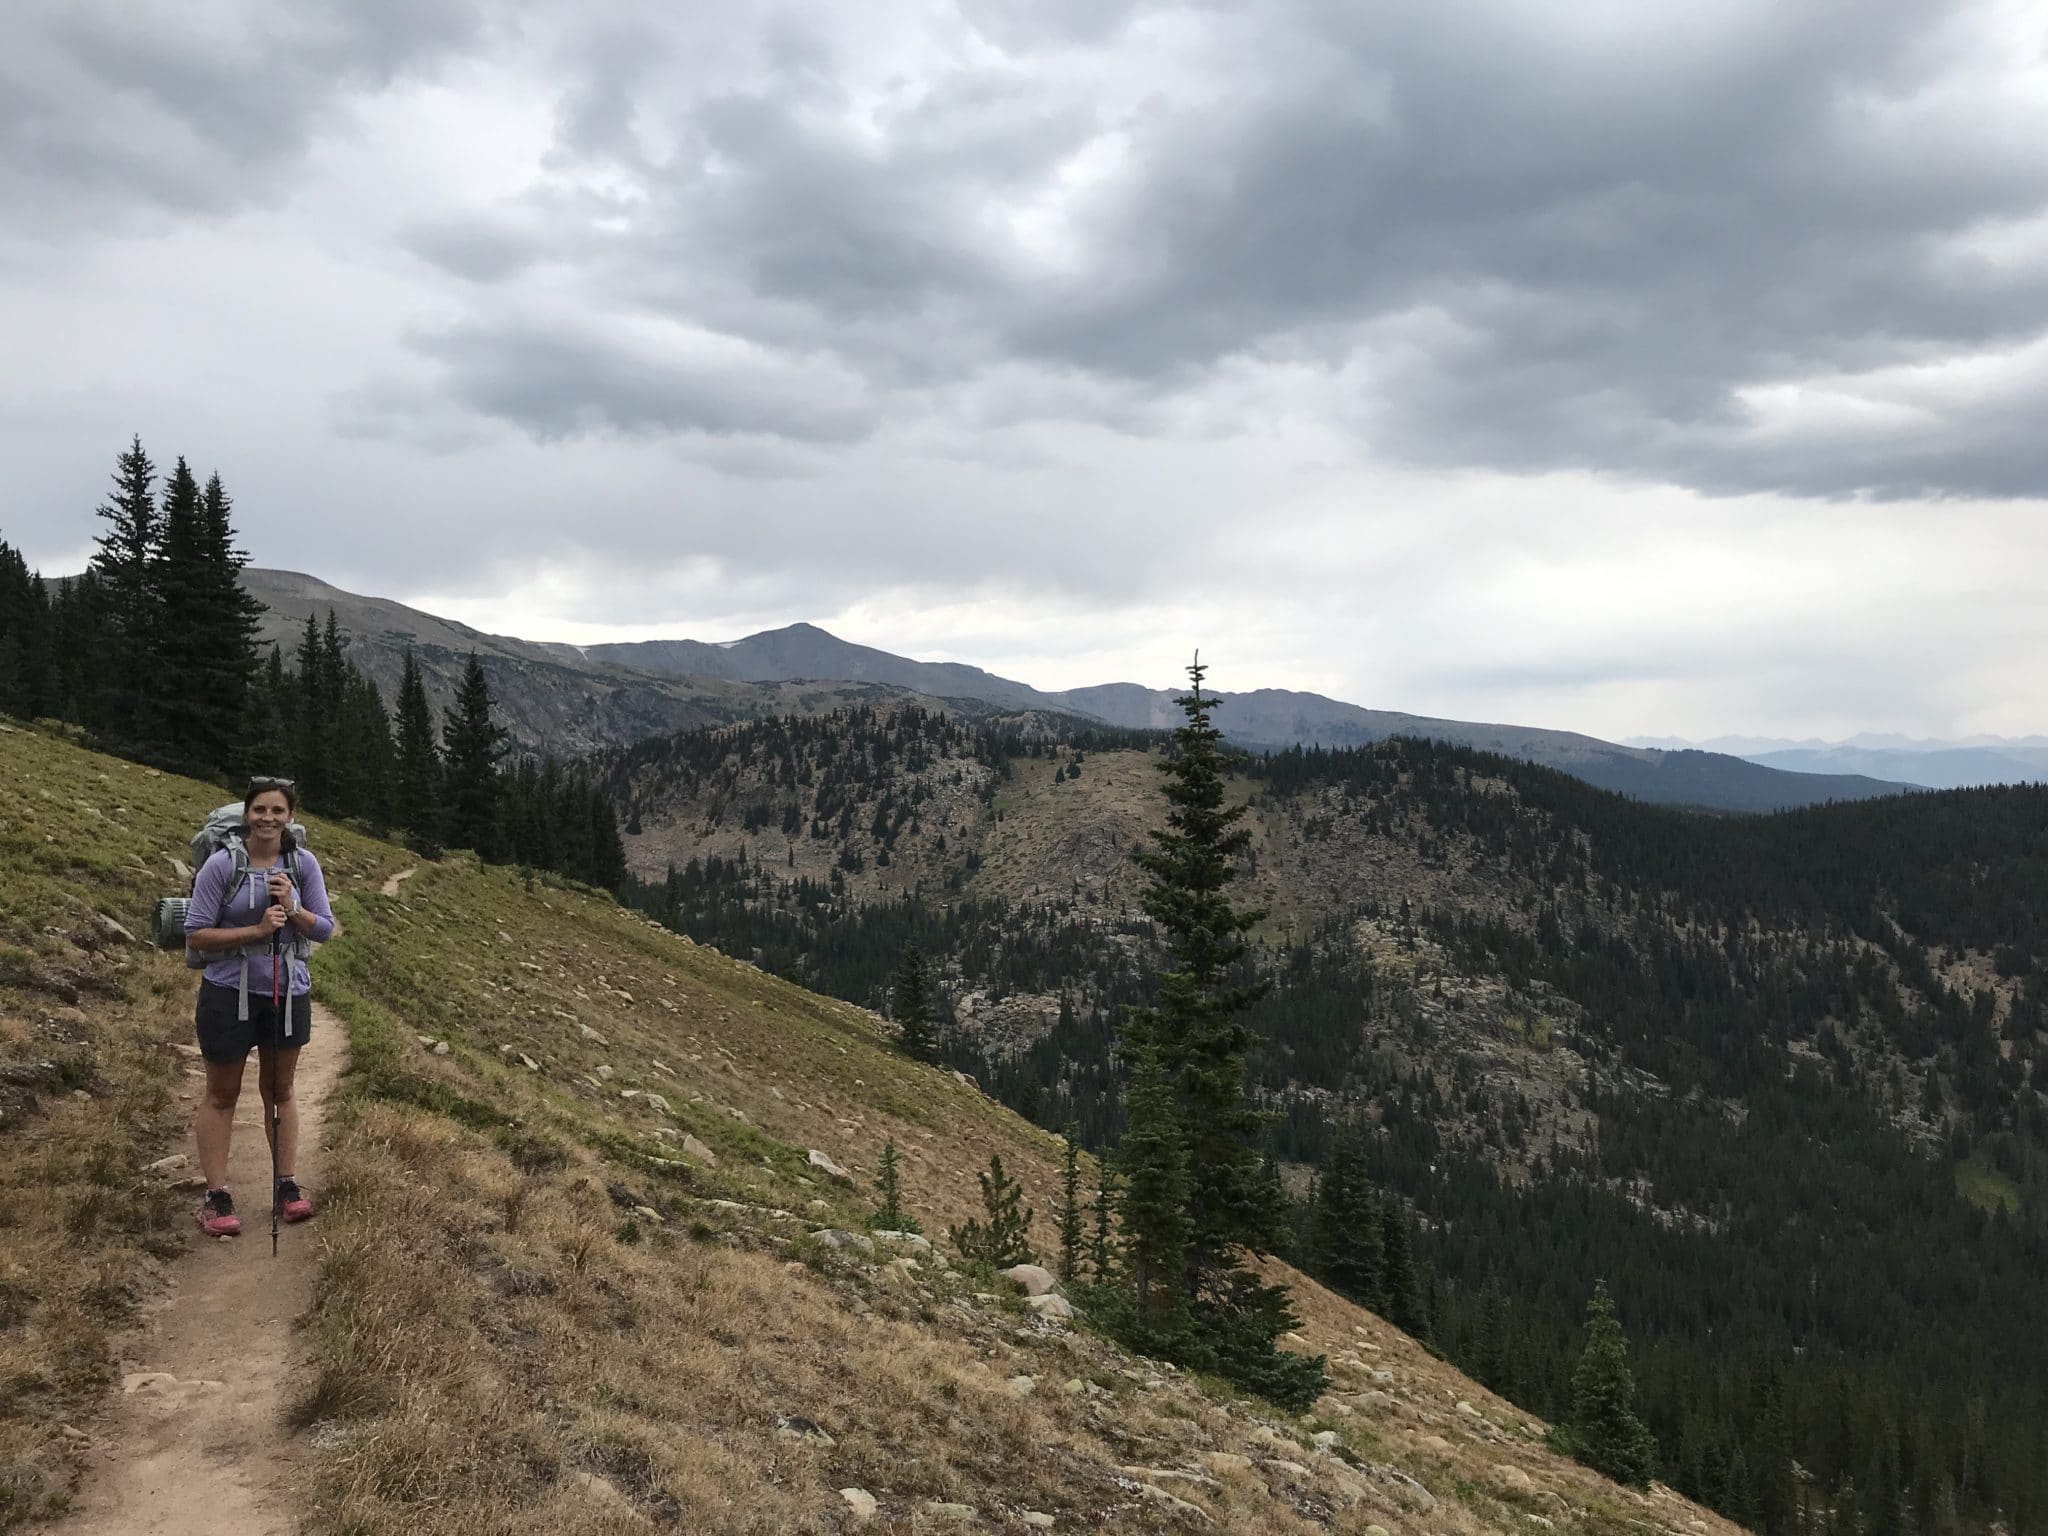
[246,790,292,837]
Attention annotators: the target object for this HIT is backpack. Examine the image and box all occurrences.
[153,802,313,968]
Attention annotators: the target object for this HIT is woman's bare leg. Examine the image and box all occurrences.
[196,1058,244,1189]
[256,1045,301,1182]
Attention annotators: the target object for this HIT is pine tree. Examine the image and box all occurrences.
[245,645,290,773]
[393,648,442,852]
[86,435,160,745]
[441,651,508,858]
[1379,1194,1431,1344]
[869,1140,919,1233]
[1476,1273,1510,1391]
[290,614,325,799]
[1057,1126,1085,1282]
[1557,1281,1658,1489]
[892,943,940,1062]
[1308,1122,1384,1308]
[1124,655,1274,1265]
[948,1153,1035,1269]
[148,456,209,768]
[196,472,267,769]
[1090,1165,1119,1283]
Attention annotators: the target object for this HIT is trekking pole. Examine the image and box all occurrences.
[270,921,283,1259]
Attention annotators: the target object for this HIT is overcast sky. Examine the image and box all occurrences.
[4,0,2046,741]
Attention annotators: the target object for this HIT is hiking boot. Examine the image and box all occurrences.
[275,1178,314,1224]
[198,1187,240,1237]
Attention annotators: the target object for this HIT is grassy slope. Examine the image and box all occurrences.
[0,722,1737,1536]
[0,721,405,1526]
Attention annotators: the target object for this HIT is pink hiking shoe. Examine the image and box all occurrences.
[197,1188,241,1237]
[275,1178,315,1224]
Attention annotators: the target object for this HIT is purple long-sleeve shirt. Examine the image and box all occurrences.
[185,846,335,996]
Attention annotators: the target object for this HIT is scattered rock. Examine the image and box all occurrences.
[579,1024,609,1045]
[433,1041,450,1056]
[1311,1430,1341,1452]
[923,1502,975,1522]
[144,1153,189,1175]
[1020,1513,1054,1529]
[1202,1452,1254,1475]
[121,1372,176,1394]
[95,914,137,944]
[1006,1374,1037,1396]
[810,1229,875,1257]
[1025,1294,1075,1321]
[1495,1464,1538,1492]
[1368,1368,1393,1384]
[838,1488,876,1523]
[680,1134,717,1166]
[1132,1483,1210,1521]
[1263,1458,1313,1481]
[807,1149,853,1182]
[569,1471,646,1523]
[519,1053,540,1071]
[775,1414,835,1448]
[596,1064,614,1080]
[1357,1390,1395,1410]
[642,1092,670,1113]
[633,1205,661,1222]
[871,1229,931,1254]
[1001,1263,1058,1296]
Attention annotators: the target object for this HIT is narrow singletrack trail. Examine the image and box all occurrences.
[45,1003,349,1536]
[378,867,415,898]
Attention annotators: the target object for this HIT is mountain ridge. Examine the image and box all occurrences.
[240,568,1912,813]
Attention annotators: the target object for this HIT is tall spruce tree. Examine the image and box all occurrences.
[1119,654,1323,1407]
[393,648,442,853]
[1124,655,1273,1263]
[1057,1126,1085,1282]
[1089,1165,1119,1284]
[196,471,267,769]
[1308,1122,1384,1308]
[87,435,160,745]
[149,456,209,768]
[892,944,941,1062]
[1378,1194,1431,1344]
[441,651,508,858]
[1558,1281,1658,1489]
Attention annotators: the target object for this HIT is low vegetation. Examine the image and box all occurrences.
[0,719,1741,1534]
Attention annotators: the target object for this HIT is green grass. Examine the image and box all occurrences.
[1956,1154,2022,1214]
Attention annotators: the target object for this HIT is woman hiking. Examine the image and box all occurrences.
[183,777,336,1237]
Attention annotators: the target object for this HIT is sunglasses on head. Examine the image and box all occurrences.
[246,776,296,794]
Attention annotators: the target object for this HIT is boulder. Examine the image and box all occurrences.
[1357,1390,1395,1411]
[871,1229,932,1254]
[1311,1430,1341,1453]
[1494,1463,1537,1492]
[1202,1452,1254,1475]
[837,1488,876,1523]
[1026,1294,1075,1321]
[680,1134,717,1166]
[923,1502,975,1522]
[1020,1513,1054,1529]
[807,1149,853,1183]
[810,1229,875,1257]
[1001,1263,1059,1296]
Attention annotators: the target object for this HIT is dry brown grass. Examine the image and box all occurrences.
[0,721,405,1528]
[299,845,1744,1535]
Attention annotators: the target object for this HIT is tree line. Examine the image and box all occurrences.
[0,437,624,891]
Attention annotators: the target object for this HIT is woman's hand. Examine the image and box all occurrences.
[259,902,290,935]
[268,872,294,909]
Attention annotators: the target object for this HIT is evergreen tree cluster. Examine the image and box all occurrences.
[1,437,263,775]
[1,439,627,895]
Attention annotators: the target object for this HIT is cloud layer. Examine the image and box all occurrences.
[2,0,2045,738]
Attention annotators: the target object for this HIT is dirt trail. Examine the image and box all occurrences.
[378,867,415,898]
[48,1004,348,1536]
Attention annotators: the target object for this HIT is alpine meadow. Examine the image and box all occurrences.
[6,5,2048,1532]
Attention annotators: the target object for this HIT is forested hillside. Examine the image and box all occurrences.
[605,705,2048,1536]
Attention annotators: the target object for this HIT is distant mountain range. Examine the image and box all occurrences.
[1628,732,2048,790]
[241,569,1911,814]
